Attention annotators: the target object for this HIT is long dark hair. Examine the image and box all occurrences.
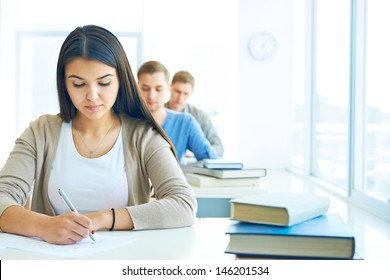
[56,25,177,160]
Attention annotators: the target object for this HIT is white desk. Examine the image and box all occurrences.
[183,165,266,217]
[0,218,235,260]
[193,186,266,217]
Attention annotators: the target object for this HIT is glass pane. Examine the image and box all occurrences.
[364,0,390,201]
[291,0,306,170]
[312,0,351,188]
[119,37,140,73]
[17,36,62,130]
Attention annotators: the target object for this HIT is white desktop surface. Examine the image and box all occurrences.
[192,185,265,198]
[0,218,235,260]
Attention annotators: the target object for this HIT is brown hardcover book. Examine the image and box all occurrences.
[186,173,260,187]
[230,193,330,226]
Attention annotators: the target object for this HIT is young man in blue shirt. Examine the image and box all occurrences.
[137,61,217,164]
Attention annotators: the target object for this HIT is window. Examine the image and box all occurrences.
[311,0,351,189]
[291,0,306,171]
[291,0,390,221]
[361,0,390,202]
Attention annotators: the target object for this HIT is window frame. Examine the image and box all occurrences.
[296,0,390,222]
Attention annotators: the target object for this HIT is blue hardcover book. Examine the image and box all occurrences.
[225,213,355,259]
[193,165,266,179]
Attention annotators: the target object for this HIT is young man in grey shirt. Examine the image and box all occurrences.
[165,71,224,157]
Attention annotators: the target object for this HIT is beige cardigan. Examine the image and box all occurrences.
[0,114,197,229]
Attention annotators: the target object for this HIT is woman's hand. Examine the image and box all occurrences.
[0,206,134,244]
[0,206,94,245]
[40,212,94,245]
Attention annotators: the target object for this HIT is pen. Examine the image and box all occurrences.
[58,188,96,242]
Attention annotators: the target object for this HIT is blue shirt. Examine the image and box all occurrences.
[163,109,217,163]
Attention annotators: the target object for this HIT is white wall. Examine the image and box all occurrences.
[235,0,294,168]
[142,0,294,168]
[142,0,238,158]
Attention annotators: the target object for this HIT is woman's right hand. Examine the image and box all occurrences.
[0,206,94,245]
[39,211,94,245]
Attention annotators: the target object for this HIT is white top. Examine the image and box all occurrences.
[48,121,128,214]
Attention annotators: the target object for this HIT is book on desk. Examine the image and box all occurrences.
[225,213,355,259]
[230,193,330,226]
[188,160,266,187]
[202,159,244,169]
[188,160,267,217]
[185,173,261,187]
[192,165,267,179]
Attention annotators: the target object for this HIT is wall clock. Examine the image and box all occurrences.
[248,32,277,61]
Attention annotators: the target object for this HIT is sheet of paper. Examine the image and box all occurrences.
[0,232,134,258]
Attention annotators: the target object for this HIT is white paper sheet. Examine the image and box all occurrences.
[0,232,134,258]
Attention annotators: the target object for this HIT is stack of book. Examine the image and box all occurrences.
[185,159,267,188]
[225,193,356,259]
